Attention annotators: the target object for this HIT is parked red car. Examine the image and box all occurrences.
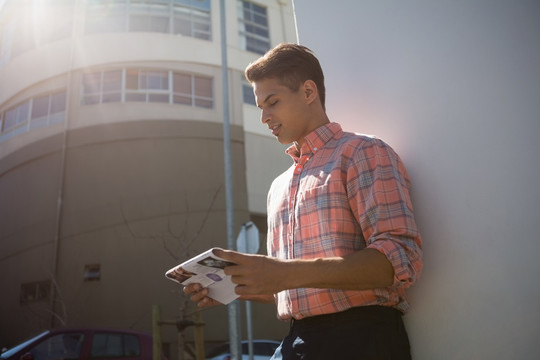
[1,328,154,360]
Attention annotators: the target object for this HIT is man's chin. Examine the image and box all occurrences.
[276,137,292,145]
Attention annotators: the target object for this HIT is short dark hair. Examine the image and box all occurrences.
[245,43,326,110]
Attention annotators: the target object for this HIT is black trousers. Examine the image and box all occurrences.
[271,306,412,360]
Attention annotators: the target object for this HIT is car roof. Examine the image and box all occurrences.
[47,327,151,336]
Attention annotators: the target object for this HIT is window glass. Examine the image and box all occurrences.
[20,281,51,303]
[238,1,270,55]
[149,16,169,33]
[173,17,191,37]
[193,0,211,11]
[141,71,168,90]
[126,69,140,90]
[3,102,30,131]
[173,72,191,105]
[173,73,191,94]
[79,68,214,108]
[102,70,122,103]
[82,72,102,105]
[124,335,141,357]
[242,82,256,105]
[32,96,50,119]
[4,108,17,130]
[103,70,122,92]
[83,73,102,94]
[91,333,140,358]
[194,76,212,97]
[50,92,67,114]
[18,101,30,124]
[32,333,84,360]
[2,91,66,139]
[86,3,127,34]
[172,0,211,39]
[83,94,101,105]
[84,0,211,40]
[129,14,149,32]
[91,334,123,357]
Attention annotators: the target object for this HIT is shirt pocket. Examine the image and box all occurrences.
[294,181,360,257]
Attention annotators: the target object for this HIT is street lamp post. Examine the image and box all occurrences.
[219,1,242,359]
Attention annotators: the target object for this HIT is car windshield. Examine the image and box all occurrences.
[0,331,49,358]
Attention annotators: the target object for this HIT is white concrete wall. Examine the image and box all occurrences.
[294,0,540,358]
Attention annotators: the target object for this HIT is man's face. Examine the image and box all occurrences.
[253,78,315,146]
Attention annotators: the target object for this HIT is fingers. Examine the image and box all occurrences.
[213,248,243,263]
[183,283,221,308]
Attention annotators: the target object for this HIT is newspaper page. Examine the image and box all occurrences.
[165,248,239,304]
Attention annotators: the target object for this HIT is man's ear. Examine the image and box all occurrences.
[303,80,318,104]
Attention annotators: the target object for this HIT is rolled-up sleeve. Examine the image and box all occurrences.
[347,138,423,288]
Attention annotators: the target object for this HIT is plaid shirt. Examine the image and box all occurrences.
[267,122,423,320]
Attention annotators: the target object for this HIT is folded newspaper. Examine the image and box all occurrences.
[165,248,239,304]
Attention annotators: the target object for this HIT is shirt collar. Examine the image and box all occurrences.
[286,122,343,162]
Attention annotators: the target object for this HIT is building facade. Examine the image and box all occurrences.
[0,0,296,357]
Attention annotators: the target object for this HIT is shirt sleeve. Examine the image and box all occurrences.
[346,137,423,288]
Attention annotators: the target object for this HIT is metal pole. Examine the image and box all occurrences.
[219,1,241,359]
[50,0,80,327]
[152,305,162,360]
[291,0,300,44]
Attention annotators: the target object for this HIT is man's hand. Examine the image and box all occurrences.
[214,249,290,296]
[183,283,222,308]
[183,246,394,308]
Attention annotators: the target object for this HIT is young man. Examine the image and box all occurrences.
[185,43,423,359]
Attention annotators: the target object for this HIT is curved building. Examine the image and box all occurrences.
[0,0,296,356]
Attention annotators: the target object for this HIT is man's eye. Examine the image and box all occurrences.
[270,100,278,106]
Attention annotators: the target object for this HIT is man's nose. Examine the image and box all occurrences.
[261,109,270,124]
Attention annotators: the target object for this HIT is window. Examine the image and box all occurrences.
[30,92,67,129]
[91,333,141,358]
[85,1,129,34]
[82,72,104,105]
[193,76,213,108]
[82,71,122,104]
[173,73,192,105]
[32,333,84,360]
[85,0,212,41]
[172,0,212,40]
[84,264,101,281]
[102,70,123,103]
[20,281,51,304]
[0,91,66,141]
[129,1,170,33]
[82,68,213,108]
[126,69,170,103]
[172,73,213,107]
[242,79,256,106]
[3,101,30,132]
[238,1,270,55]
